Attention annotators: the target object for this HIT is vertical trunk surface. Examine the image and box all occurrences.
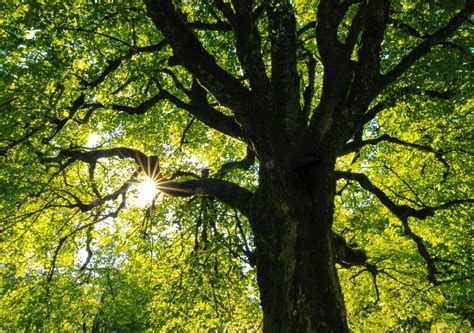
[250,159,348,332]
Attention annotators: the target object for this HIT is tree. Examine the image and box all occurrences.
[1,0,473,331]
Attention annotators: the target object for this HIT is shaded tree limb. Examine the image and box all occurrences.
[186,78,244,139]
[157,179,253,216]
[316,1,350,66]
[301,54,316,125]
[336,171,474,284]
[297,20,316,37]
[55,172,137,213]
[359,100,394,127]
[400,86,456,100]
[47,209,124,282]
[86,90,170,115]
[339,133,450,170]
[333,233,367,267]
[43,41,168,144]
[50,147,151,171]
[144,0,252,119]
[48,144,254,214]
[336,171,473,220]
[233,208,256,267]
[215,146,255,179]
[230,0,271,96]
[353,0,389,88]
[268,1,300,128]
[186,20,231,31]
[79,226,94,271]
[84,84,243,139]
[380,3,474,91]
[344,1,365,55]
[355,85,453,142]
[389,17,474,67]
[179,117,196,150]
[84,41,167,88]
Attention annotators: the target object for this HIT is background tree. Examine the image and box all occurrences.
[1,0,473,332]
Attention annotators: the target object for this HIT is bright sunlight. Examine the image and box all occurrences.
[135,176,159,207]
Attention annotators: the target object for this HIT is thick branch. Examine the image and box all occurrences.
[157,178,253,216]
[46,147,160,181]
[187,79,243,138]
[186,20,231,31]
[215,146,255,178]
[336,171,473,283]
[268,1,299,124]
[350,0,389,101]
[336,171,472,220]
[333,233,367,267]
[53,146,254,215]
[231,0,271,96]
[316,1,348,66]
[85,41,167,88]
[85,84,243,139]
[301,54,316,123]
[339,133,449,169]
[344,2,365,55]
[359,100,393,127]
[144,0,251,117]
[380,3,474,90]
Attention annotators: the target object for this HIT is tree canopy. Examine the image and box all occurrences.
[1,0,473,332]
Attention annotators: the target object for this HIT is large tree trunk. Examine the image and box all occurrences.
[249,158,348,332]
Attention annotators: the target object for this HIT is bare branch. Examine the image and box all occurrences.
[359,101,393,127]
[85,41,167,88]
[400,86,456,100]
[333,233,367,267]
[185,79,244,138]
[179,117,196,150]
[57,171,138,213]
[84,82,243,139]
[79,226,93,271]
[297,21,316,37]
[85,90,169,115]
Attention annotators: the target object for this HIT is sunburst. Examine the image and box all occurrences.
[135,176,159,207]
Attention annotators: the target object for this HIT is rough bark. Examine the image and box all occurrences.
[249,158,348,332]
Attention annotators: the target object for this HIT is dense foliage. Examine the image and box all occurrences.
[1,0,473,331]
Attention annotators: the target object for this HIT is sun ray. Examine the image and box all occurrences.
[135,176,159,207]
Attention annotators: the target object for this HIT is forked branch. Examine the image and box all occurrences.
[336,171,473,284]
[144,0,251,117]
[379,3,474,91]
[339,133,450,171]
